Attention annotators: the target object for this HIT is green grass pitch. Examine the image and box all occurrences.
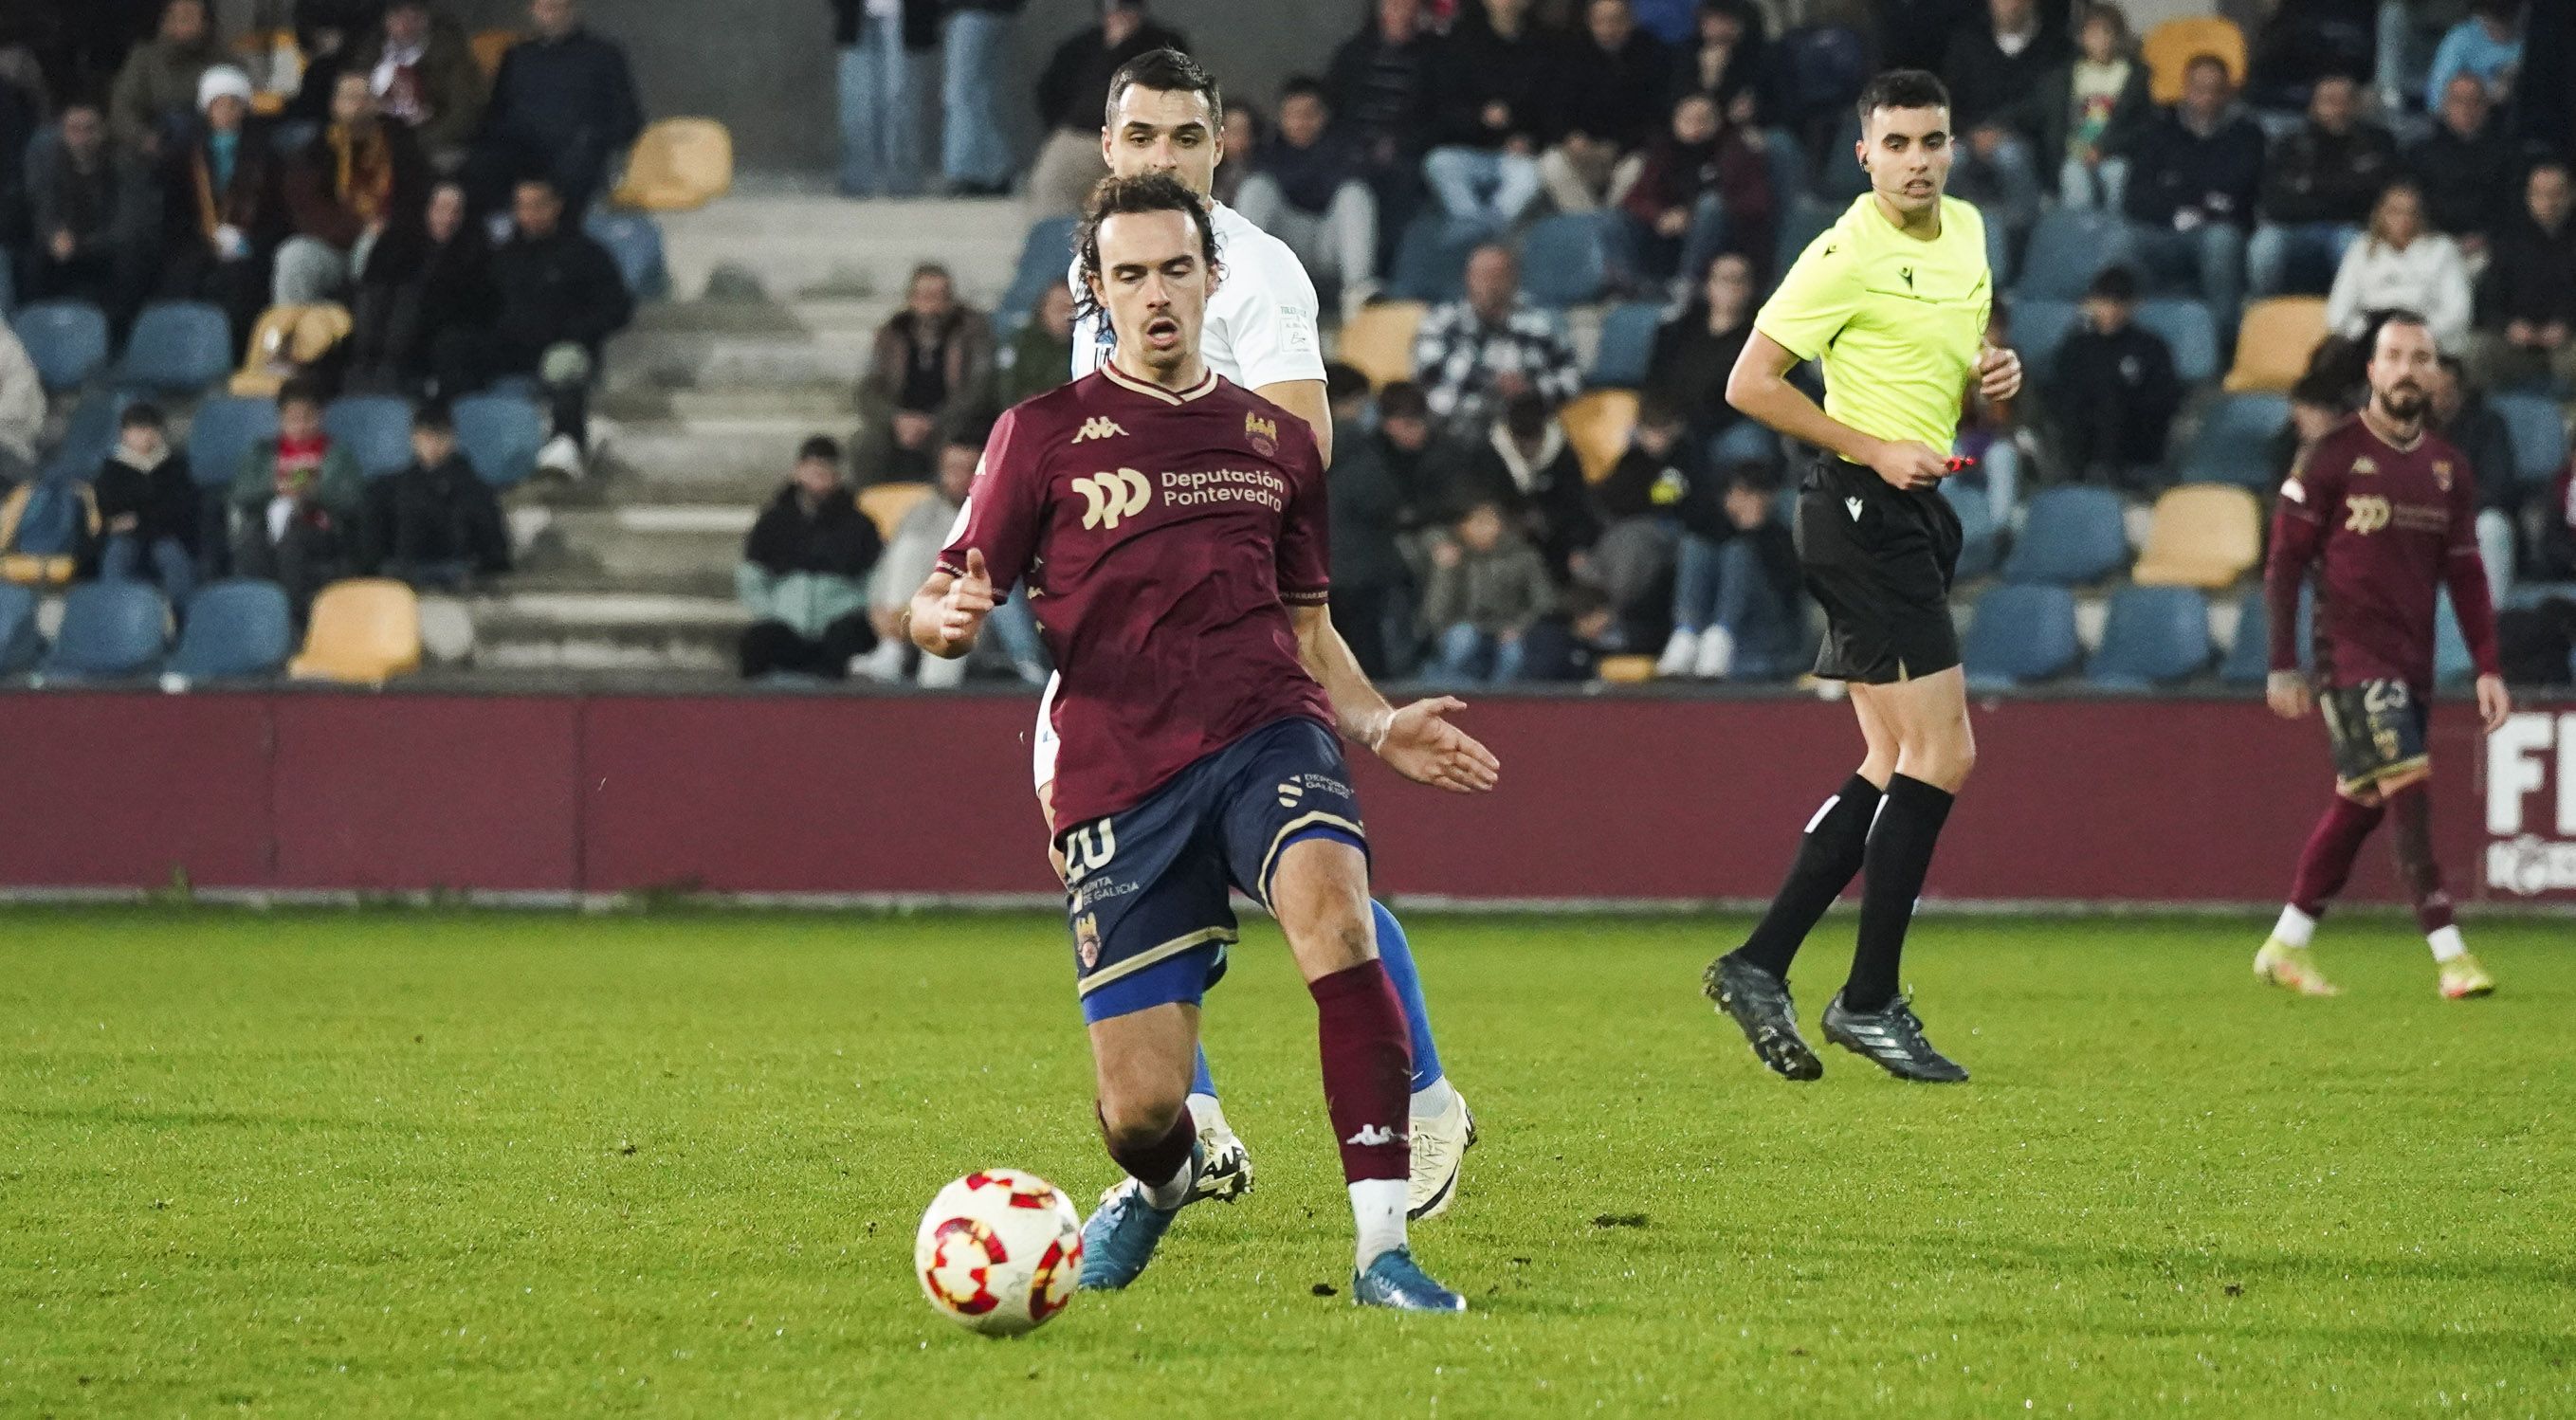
[4,905,2572,1417]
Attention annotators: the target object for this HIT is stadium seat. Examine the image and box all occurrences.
[1944,482,2004,580]
[1390,214,1481,304]
[2142,16,2247,103]
[187,395,282,488]
[2221,297,2328,393]
[1773,194,1837,278]
[1519,213,1614,308]
[2008,299,2080,383]
[860,481,932,541]
[470,28,521,76]
[2088,585,2212,687]
[1597,654,1657,683]
[325,395,418,478]
[2001,486,2130,585]
[1590,301,1663,389]
[166,579,295,682]
[451,392,545,487]
[0,474,99,586]
[1777,26,1869,125]
[39,579,168,679]
[1962,583,2080,687]
[115,300,233,394]
[2131,483,2262,589]
[2434,592,2473,687]
[1758,127,1808,207]
[1337,300,1426,387]
[229,302,353,399]
[584,210,670,300]
[2220,584,2313,684]
[996,216,1079,329]
[2182,391,2293,489]
[2490,392,2568,486]
[612,118,734,212]
[43,389,133,482]
[0,583,38,674]
[2016,209,2138,302]
[1562,390,1639,483]
[290,578,422,683]
[2131,298,2220,385]
[11,300,110,392]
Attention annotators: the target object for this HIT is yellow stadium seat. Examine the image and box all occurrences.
[2131,483,2263,590]
[2221,297,2329,393]
[290,579,423,684]
[471,29,521,78]
[612,118,736,213]
[860,482,933,541]
[2142,17,2247,104]
[1597,655,1657,684]
[1562,389,1639,483]
[1336,301,1427,387]
[230,303,354,398]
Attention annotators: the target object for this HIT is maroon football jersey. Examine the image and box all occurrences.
[2265,414,2500,690]
[939,363,1335,828]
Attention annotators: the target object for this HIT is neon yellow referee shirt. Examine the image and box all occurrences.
[1753,193,1992,455]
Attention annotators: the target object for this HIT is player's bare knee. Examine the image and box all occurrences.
[1096,1088,1186,1155]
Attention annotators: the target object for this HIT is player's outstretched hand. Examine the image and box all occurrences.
[1977,345,2022,401]
[938,549,996,648]
[1868,440,1950,492]
[2266,670,2312,721]
[2476,673,2512,733]
[1377,697,1502,794]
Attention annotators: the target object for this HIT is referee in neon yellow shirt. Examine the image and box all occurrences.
[1704,70,2022,1085]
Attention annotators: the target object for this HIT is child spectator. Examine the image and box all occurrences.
[738,435,884,680]
[157,66,279,345]
[2325,178,2471,352]
[1619,92,1773,289]
[92,403,199,604]
[1422,499,1555,684]
[1426,390,1599,581]
[231,378,364,614]
[1663,461,1800,681]
[374,401,509,587]
[2021,2,2149,209]
[2046,264,2182,491]
[1519,580,1617,683]
[2470,160,2576,394]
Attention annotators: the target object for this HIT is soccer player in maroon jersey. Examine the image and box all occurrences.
[905,173,1499,1311]
[2256,312,2513,1000]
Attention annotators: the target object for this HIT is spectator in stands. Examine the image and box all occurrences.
[354,178,497,396]
[2019,1,2148,209]
[1619,91,1773,289]
[737,434,884,680]
[0,47,45,249]
[278,71,430,307]
[1422,498,1554,683]
[1666,1,1773,125]
[1660,460,1799,680]
[282,9,360,131]
[24,100,156,331]
[2429,352,2522,602]
[867,429,978,683]
[471,0,644,217]
[941,0,1024,197]
[999,281,1077,407]
[2272,367,2350,484]
[355,0,488,170]
[375,400,509,587]
[2326,179,2472,351]
[1426,389,1598,578]
[1593,393,1703,645]
[1423,0,1552,232]
[231,378,363,614]
[1940,0,2063,239]
[1027,1,1189,220]
[92,402,198,603]
[2247,73,2394,300]
[833,0,937,199]
[1212,99,1256,209]
[108,0,218,157]
[2424,0,2522,110]
[1540,0,1671,215]
[859,263,995,484]
[2470,159,2576,393]
[2045,264,2181,491]
[1237,79,1379,316]
[2121,53,2264,343]
[1328,0,1443,259]
[2407,73,2516,253]
[1875,0,1985,76]
[1414,243,1582,437]
[1645,249,1758,454]
[489,175,632,477]
[1322,365,1416,678]
[1368,379,1440,537]
[0,322,39,484]
[157,66,279,344]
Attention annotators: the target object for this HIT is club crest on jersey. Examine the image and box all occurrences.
[1073,467,1152,530]
[1072,417,1128,445]
[1074,914,1102,970]
[2433,460,2454,492]
[1245,412,1279,459]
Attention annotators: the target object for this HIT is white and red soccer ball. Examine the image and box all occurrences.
[915,1169,1083,1336]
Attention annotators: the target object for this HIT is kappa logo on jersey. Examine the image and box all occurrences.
[1071,417,1128,445]
[2344,494,2392,535]
[1245,412,1279,459]
[1073,468,1152,530]
[2352,456,2379,476]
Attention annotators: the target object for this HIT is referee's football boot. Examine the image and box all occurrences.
[1705,951,1824,1081]
[1077,1140,1201,1291]
[1352,1248,1468,1313]
[1820,992,1968,1083]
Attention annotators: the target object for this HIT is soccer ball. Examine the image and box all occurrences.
[915,1169,1083,1336]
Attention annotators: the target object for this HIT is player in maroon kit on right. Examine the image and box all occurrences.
[2256,312,2513,1000]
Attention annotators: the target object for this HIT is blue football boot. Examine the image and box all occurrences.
[1352,1247,1468,1313]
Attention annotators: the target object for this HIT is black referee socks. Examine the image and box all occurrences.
[1843,774,1956,1012]
[1734,774,1884,979]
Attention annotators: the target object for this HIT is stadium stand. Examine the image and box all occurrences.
[1519,213,1616,309]
[2140,16,2247,103]
[326,397,424,480]
[166,580,296,683]
[2132,484,2264,590]
[1963,583,2081,688]
[2222,297,2330,393]
[2089,585,2214,687]
[13,302,111,393]
[114,302,234,396]
[1562,390,1639,483]
[1589,301,1662,390]
[39,580,169,680]
[290,579,424,684]
[1339,301,1427,388]
[2183,392,2295,489]
[612,118,736,212]
[0,584,39,673]
[2002,487,2132,586]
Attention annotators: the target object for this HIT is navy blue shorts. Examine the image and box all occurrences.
[1059,717,1368,1024]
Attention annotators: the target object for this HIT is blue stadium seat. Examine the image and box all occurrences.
[1591,301,1663,388]
[452,392,545,487]
[2015,209,2138,301]
[1778,26,1868,124]
[1390,214,1482,304]
[2009,299,2080,383]
[584,209,670,300]
[39,580,168,678]
[166,579,295,682]
[2089,584,2212,686]
[1944,482,2004,580]
[187,396,282,488]
[2182,392,2293,489]
[325,395,419,478]
[42,389,133,482]
[1963,583,2080,687]
[1758,127,1808,205]
[2133,298,2220,385]
[2435,590,2473,687]
[1526,214,1618,308]
[996,216,1079,329]
[2001,486,2130,585]
[1710,420,1779,468]
[0,583,38,674]
[2220,584,2314,684]
[1773,194,1837,278]
[2490,392,2568,486]
[11,300,110,392]
[115,300,233,394]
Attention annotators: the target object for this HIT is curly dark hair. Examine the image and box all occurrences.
[1070,172,1221,330]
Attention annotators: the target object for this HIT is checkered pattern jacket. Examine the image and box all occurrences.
[1411,300,1582,432]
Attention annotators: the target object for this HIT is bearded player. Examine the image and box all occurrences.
[910,173,1497,1309]
[2255,312,2512,1000]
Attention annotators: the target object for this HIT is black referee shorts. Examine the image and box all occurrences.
[1794,452,1964,685]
